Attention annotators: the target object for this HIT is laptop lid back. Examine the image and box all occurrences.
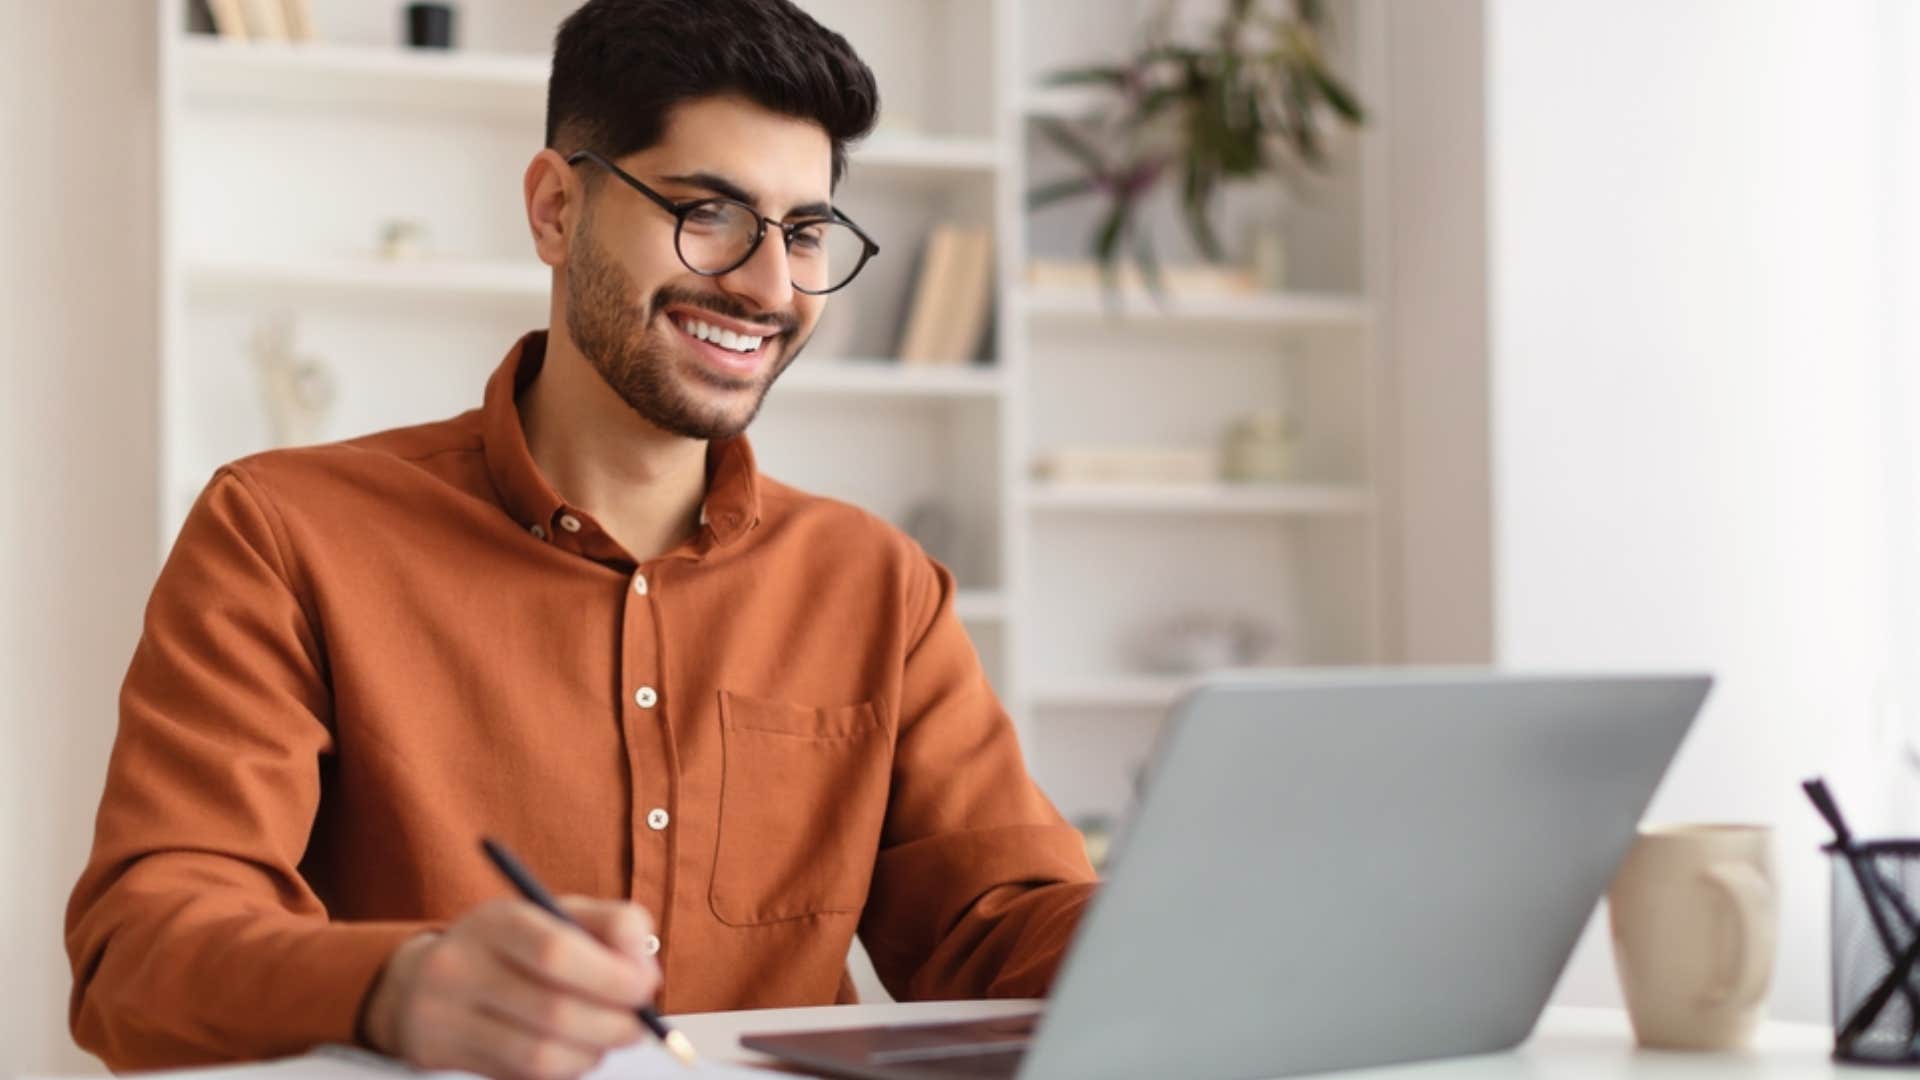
[1020,671,1709,1080]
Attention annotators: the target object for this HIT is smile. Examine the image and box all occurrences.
[672,313,766,354]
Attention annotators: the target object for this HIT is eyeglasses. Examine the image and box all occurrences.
[566,150,880,295]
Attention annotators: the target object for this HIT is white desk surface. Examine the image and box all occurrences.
[665,999,1869,1078]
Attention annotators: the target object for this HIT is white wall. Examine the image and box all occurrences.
[1489,0,1892,1024]
[0,3,160,1073]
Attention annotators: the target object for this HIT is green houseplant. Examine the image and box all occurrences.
[1028,0,1366,296]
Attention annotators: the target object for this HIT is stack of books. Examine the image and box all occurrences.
[200,0,316,42]
[892,224,994,365]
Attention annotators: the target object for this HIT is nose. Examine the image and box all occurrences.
[717,227,795,314]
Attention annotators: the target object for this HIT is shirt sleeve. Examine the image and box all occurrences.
[65,467,431,1070]
[858,555,1099,1001]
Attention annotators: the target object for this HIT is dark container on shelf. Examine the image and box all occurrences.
[405,3,457,49]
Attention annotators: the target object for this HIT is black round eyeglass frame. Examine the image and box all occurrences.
[565,150,880,295]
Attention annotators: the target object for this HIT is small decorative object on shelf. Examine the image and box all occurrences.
[1031,445,1217,486]
[1248,213,1289,291]
[252,314,337,447]
[1220,408,1298,483]
[901,499,961,571]
[376,219,431,261]
[1128,611,1289,674]
[405,2,457,50]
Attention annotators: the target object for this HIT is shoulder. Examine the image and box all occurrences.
[751,473,955,629]
[754,473,928,569]
[217,410,487,510]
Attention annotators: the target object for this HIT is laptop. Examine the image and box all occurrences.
[740,670,1711,1080]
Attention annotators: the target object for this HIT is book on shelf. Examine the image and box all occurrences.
[205,0,249,40]
[893,224,994,365]
[240,0,290,40]
[280,0,316,41]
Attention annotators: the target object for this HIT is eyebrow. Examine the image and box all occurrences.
[659,171,833,220]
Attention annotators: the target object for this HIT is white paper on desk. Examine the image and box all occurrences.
[45,1043,782,1080]
[585,1042,782,1079]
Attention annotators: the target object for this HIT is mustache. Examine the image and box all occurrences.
[651,285,799,337]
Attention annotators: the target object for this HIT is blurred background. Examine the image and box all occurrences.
[4,0,1919,1072]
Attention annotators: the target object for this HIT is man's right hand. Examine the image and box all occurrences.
[360,897,662,1080]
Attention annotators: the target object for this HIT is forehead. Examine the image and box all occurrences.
[640,95,834,212]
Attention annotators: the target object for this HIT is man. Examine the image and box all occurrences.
[65,1,1096,1076]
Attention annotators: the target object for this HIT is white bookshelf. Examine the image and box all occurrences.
[156,0,1393,834]
[1024,482,1374,516]
[1018,286,1376,330]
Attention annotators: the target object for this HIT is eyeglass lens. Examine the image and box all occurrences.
[678,202,868,292]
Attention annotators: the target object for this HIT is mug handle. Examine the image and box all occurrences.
[1700,862,1775,1008]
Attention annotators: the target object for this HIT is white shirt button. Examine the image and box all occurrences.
[643,934,661,957]
[646,808,670,831]
[559,513,583,533]
[634,686,658,709]
[633,573,649,596]
[529,524,547,540]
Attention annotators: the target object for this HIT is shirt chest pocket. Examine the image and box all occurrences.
[710,690,891,926]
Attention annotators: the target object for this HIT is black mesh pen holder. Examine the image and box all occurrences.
[1829,839,1920,1064]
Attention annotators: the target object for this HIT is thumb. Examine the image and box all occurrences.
[558,896,656,968]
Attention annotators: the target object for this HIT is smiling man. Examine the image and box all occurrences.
[63,2,1096,1077]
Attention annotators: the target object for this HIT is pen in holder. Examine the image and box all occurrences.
[1803,778,1920,1063]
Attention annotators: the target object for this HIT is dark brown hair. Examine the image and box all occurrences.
[546,0,880,187]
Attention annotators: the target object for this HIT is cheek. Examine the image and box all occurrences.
[795,298,827,336]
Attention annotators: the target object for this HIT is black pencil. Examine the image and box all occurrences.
[480,837,698,1068]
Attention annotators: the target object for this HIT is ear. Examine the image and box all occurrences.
[524,148,580,268]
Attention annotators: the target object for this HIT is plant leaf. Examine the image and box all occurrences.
[1180,160,1224,261]
[1041,64,1131,89]
[1027,175,1099,210]
[1308,59,1366,124]
[1132,221,1167,304]
[1031,116,1109,177]
[1091,197,1138,305]
[1284,65,1322,165]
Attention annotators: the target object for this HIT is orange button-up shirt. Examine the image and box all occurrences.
[66,331,1096,1071]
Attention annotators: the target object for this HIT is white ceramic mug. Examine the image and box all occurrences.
[1608,824,1777,1050]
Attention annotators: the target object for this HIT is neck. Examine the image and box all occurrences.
[519,328,709,561]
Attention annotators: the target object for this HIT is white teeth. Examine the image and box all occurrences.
[677,315,764,354]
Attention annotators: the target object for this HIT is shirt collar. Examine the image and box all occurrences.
[481,330,763,554]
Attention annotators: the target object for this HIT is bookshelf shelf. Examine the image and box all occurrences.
[179,37,999,179]
[180,38,549,117]
[781,360,1005,400]
[1018,286,1375,330]
[954,589,1008,623]
[1030,676,1195,711]
[186,256,548,302]
[1024,482,1375,517]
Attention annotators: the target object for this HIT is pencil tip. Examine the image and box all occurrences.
[664,1029,698,1067]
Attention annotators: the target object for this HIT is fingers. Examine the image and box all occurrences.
[381,898,665,1080]
[412,991,606,1080]
[469,947,646,1052]
[475,899,659,1009]
[559,896,655,967]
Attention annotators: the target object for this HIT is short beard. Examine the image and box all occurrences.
[564,214,808,441]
